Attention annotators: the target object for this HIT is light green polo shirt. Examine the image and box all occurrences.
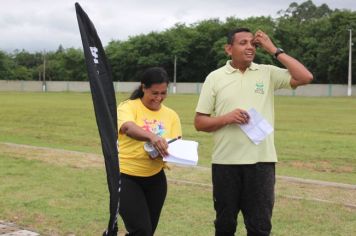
[196,60,292,164]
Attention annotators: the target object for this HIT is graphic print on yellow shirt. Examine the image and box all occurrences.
[141,119,165,137]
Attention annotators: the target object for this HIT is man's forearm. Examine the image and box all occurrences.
[194,114,227,132]
[276,53,313,87]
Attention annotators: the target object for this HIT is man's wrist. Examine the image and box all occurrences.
[274,48,285,59]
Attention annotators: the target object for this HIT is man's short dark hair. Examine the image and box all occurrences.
[227,28,251,45]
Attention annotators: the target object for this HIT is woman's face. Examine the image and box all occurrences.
[141,82,168,110]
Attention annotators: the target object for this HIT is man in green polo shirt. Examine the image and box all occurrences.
[194,28,313,236]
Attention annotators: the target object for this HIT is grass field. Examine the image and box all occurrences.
[0,92,355,235]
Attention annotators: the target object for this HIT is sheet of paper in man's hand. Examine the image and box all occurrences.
[240,108,274,145]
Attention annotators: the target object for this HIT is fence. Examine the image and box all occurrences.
[0,80,355,96]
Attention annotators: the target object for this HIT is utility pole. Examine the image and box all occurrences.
[173,55,177,94]
[42,50,46,92]
[348,29,352,96]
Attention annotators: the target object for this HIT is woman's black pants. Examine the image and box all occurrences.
[119,170,167,236]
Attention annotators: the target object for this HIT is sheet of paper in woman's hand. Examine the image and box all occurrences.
[164,139,198,166]
[240,108,274,145]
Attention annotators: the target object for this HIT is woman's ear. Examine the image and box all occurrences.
[141,84,147,95]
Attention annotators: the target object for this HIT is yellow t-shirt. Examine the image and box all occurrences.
[195,61,292,164]
[118,99,182,177]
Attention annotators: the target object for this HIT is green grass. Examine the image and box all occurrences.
[0,154,109,235]
[0,92,355,183]
[274,96,356,183]
[0,92,100,153]
[1,152,355,236]
[0,92,355,235]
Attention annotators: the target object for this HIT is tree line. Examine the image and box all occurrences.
[0,0,355,84]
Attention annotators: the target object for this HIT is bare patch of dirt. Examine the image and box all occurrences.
[280,160,353,173]
[1,142,355,209]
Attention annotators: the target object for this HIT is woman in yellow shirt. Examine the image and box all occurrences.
[117,67,182,236]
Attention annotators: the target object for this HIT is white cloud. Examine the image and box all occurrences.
[0,0,354,52]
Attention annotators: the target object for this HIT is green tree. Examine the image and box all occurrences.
[277,0,332,22]
[275,0,355,83]
[13,50,42,68]
[61,48,87,81]
[172,19,225,82]
[1,0,355,84]
[0,51,14,80]
[42,48,86,81]
[12,66,32,80]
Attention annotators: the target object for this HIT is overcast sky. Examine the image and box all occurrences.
[0,0,355,53]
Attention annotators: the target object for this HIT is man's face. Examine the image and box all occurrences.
[225,31,256,66]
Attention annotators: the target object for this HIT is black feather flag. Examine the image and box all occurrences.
[75,3,120,235]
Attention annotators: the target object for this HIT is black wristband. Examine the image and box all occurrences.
[274,48,284,58]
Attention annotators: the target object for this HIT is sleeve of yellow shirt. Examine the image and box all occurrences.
[195,75,215,115]
[117,100,136,131]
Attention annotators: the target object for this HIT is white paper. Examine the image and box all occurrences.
[163,139,199,166]
[240,108,274,145]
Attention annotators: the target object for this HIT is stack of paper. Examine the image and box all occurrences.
[164,139,199,166]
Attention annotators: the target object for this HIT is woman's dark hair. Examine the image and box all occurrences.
[129,67,170,100]
[227,27,251,45]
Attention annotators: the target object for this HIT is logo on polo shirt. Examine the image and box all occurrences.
[255,81,264,94]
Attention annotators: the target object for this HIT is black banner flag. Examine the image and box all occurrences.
[75,3,120,235]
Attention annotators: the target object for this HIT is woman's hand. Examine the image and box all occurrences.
[150,135,169,157]
[120,121,169,157]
